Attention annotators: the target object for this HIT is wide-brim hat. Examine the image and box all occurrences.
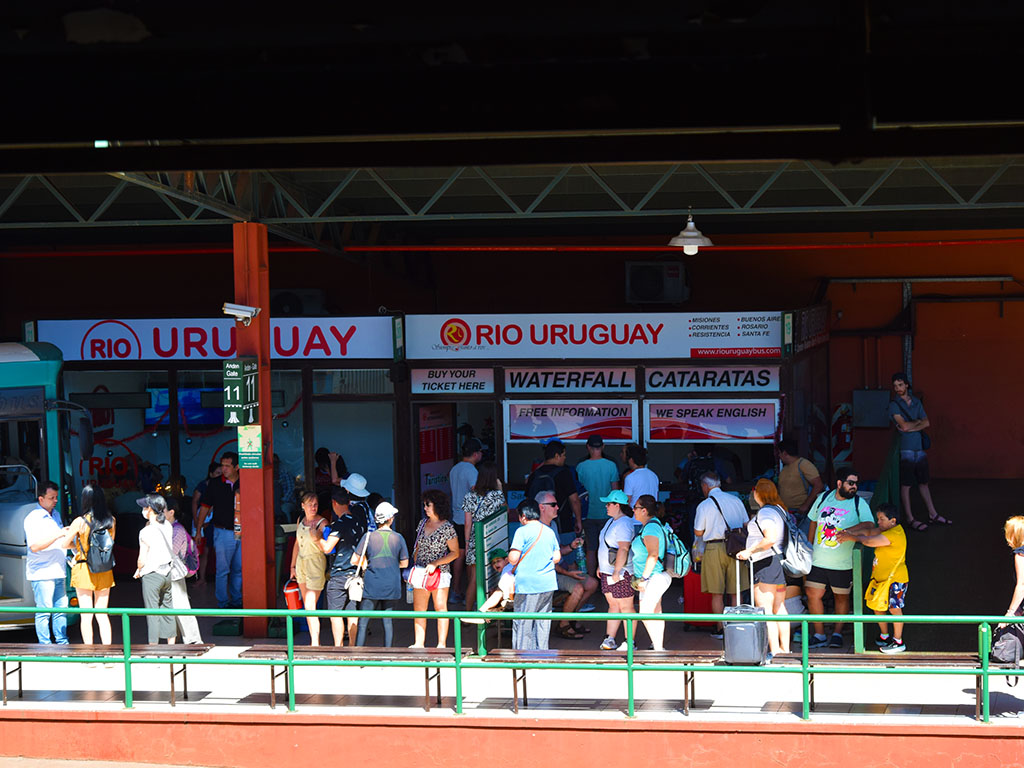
[339,473,370,497]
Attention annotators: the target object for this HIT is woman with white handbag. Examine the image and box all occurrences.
[351,502,409,646]
[408,490,459,648]
[133,494,177,644]
[165,498,202,644]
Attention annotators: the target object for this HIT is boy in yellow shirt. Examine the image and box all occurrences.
[836,503,908,653]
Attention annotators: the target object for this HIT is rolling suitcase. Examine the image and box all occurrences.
[683,570,715,629]
[723,558,768,665]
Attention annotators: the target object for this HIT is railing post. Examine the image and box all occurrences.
[852,546,865,654]
[979,622,991,723]
[801,619,810,720]
[454,611,464,714]
[475,517,487,655]
[121,612,133,709]
[286,611,296,712]
[626,618,635,718]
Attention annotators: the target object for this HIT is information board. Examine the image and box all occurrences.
[223,358,258,426]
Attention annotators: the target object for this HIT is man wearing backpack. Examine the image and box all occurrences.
[525,440,582,544]
[805,468,876,648]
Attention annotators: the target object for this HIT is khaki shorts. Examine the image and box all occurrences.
[700,541,748,595]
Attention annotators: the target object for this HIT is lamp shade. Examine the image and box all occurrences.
[668,214,713,255]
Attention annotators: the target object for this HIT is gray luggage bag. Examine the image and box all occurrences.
[723,557,769,665]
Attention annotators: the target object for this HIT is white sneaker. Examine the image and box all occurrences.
[617,641,636,651]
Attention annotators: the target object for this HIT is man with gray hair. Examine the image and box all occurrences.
[692,471,749,638]
[507,498,561,650]
[536,490,599,639]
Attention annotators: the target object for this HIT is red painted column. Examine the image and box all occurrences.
[233,222,275,637]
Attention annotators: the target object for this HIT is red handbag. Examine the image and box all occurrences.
[283,577,303,610]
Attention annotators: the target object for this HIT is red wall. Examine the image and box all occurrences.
[1,708,1022,768]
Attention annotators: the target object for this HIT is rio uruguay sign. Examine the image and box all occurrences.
[406,313,781,360]
[36,317,395,361]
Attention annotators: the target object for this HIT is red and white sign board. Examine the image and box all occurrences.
[505,367,636,393]
[646,365,780,392]
[406,313,781,360]
[36,318,395,361]
[645,399,779,443]
[411,368,494,394]
[505,400,638,443]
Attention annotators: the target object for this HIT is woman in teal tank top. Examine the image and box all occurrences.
[631,495,672,651]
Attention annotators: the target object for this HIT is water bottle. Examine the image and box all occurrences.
[406,580,413,604]
[575,531,586,571]
[233,493,241,540]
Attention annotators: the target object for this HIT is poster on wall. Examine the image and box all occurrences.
[418,404,454,499]
[505,400,638,443]
[645,399,779,443]
[406,313,781,360]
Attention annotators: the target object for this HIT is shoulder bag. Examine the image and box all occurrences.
[710,494,748,558]
[407,520,441,591]
[344,531,372,603]
[865,548,905,612]
[159,524,190,582]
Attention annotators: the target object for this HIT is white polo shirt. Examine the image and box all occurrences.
[23,506,67,581]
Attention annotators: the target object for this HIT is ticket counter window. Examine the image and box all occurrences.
[65,370,172,516]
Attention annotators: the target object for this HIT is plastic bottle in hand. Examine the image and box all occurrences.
[574,532,587,571]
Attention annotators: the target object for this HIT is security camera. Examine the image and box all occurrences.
[222,303,261,326]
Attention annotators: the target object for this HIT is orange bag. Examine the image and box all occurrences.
[283,578,303,610]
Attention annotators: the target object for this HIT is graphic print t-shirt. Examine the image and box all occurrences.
[807,492,874,570]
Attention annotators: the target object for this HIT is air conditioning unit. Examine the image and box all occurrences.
[625,262,689,304]
[269,289,327,316]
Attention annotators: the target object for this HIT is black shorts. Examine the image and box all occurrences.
[454,522,466,550]
[752,555,786,587]
[804,565,853,595]
[325,572,360,611]
[899,452,930,486]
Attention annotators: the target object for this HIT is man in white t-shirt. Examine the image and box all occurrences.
[692,471,749,637]
[622,443,659,507]
[448,437,483,604]
[23,480,75,644]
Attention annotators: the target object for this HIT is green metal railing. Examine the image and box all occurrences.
[0,604,1019,722]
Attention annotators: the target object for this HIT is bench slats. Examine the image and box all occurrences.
[239,645,466,663]
[0,643,214,658]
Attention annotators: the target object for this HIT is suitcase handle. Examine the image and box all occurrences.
[735,553,755,598]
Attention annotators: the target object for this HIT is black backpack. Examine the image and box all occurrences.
[86,516,115,574]
[685,455,717,504]
[526,465,562,502]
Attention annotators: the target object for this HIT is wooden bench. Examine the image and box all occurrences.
[238,645,468,711]
[770,651,1017,720]
[481,648,723,714]
[0,643,214,706]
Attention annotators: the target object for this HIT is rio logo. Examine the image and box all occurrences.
[439,318,472,347]
[80,320,143,360]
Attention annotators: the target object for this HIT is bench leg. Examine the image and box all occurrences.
[424,668,431,713]
[683,671,693,716]
[270,664,276,710]
[511,669,518,714]
[809,672,816,712]
[169,663,176,707]
[976,675,982,721]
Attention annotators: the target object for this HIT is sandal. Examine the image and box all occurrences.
[908,519,929,532]
[557,625,584,640]
[572,621,592,634]
[928,514,953,526]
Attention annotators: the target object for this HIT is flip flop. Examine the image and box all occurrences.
[909,519,929,532]
[557,625,584,640]
[928,514,953,526]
